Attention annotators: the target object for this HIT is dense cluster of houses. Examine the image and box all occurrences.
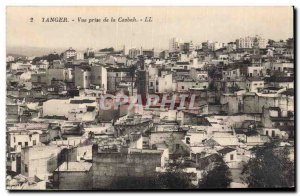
[6,35,294,189]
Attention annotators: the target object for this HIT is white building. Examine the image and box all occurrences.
[75,66,91,89]
[42,97,97,121]
[169,37,183,52]
[76,52,84,60]
[21,145,62,180]
[7,130,41,173]
[64,47,77,59]
[272,62,293,72]
[210,42,227,51]
[246,78,264,93]
[247,66,263,77]
[75,65,109,90]
[149,73,173,93]
[236,35,267,49]
[8,130,41,153]
[6,56,15,62]
[176,78,208,92]
[128,48,141,58]
[218,147,239,168]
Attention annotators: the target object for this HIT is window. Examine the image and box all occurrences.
[18,142,22,146]
[181,86,184,90]
[25,142,28,147]
[33,140,36,145]
[266,130,269,136]
[150,82,153,87]
[186,137,190,145]
[25,164,28,173]
[230,154,234,161]
[272,130,275,137]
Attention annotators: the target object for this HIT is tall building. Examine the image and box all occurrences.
[86,48,94,58]
[236,35,267,49]
[142,49,154,58]
[137,70,149,105]
[136,58,148,104]
[181,41,194,53]
[128,48,141,59]
[169,37,183,52]
[159,50,169,59]
[74,65,108,90]
[64,47,77,59]
[75,66,91,89]
[91,66,107,90]
[76,52,84,60]
[210,42,226,51]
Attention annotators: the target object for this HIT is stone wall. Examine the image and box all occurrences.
[92,149,161,189]
[53,170,92,190]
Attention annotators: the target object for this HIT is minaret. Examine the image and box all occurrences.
[251,36,262,68]
[137,56,148,105]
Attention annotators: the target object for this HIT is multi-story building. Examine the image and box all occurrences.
[74,65,107,90]
[75,66,91,89]
[90,65,107,90]
[246,77,264,93]
[236,35,267,49]
[76,52,84,60]
[149,73,173,93]
[128,48,141,59]
[210,42,227,51]
[64,47,77,59]
[169,37,183,53]
[21,145,62,180]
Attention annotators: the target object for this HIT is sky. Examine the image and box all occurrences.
[7,6,294,51]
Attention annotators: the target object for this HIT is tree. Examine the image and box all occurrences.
[268,39,275,46]
[157,171,195,189]
[198,160,232,189]
[46,53,60,63]
[32,56,43,65]
[242,142,294,188]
